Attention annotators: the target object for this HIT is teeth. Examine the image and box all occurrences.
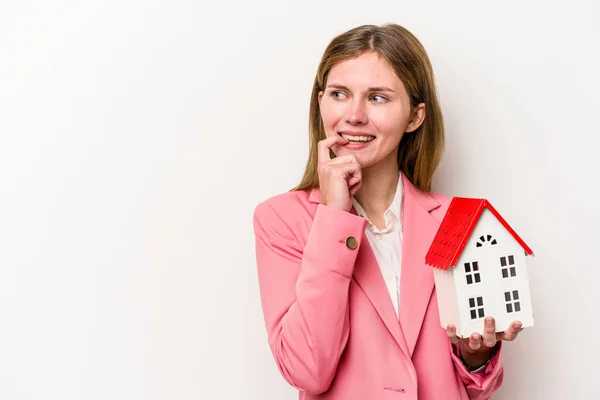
[340,133,375,142]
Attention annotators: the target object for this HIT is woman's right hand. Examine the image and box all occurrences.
[317,135,363,212]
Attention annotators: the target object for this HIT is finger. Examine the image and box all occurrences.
[345,161,362,183]
[482,317,496,347]
[349,180,362,197]
[318,135,349,164]
[325,153,359,166]
[446,325,460,344]
[347,175,361,190]
[468,333,482,351]
[342,162,362,186]
[325,156,361,178]
[497,321,523,342]
[319,162,362,188]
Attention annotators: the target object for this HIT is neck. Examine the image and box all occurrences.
[353,154,400,216]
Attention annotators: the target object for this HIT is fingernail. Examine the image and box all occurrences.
[514,322,522,329]
[486,318,493,326]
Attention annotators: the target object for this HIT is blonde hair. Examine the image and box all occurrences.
[293,23,445,192]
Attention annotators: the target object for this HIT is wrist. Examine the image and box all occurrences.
[458,343,498,371]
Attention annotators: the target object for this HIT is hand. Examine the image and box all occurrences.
[446,317,524,369]
[317,135,362,212]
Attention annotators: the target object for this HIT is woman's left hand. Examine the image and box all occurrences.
[446,317,524,369]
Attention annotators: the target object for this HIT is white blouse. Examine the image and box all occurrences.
[351,173,403,317]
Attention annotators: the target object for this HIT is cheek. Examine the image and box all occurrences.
[320,102,343,129]
[372,108,408,137]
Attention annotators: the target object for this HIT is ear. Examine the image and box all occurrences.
[405,103,426,133]
[318,90,324,106]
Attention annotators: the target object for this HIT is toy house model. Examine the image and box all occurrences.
[425,197,535,337]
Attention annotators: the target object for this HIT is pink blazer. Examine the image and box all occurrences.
[252,174,503,399]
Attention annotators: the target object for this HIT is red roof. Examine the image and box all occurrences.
[425,197,534,270]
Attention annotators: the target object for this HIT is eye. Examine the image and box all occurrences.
[371,94,387,103]
[330,90,347,100]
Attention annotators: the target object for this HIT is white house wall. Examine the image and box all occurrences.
[452,209,534,337]
[432,267,460,333]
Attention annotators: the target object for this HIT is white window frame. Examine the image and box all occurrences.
[500,255,516,278]
[504,290,521,313]
[464,261,481,285]
[468,296,485,320]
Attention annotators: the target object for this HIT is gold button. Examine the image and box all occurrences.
[345,236,358,249]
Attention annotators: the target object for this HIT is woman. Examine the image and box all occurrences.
[252,24,523,400]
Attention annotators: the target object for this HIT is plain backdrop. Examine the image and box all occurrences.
[1,0,599,399]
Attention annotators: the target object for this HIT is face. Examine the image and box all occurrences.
[318,51,425,169]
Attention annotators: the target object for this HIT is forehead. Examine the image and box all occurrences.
[327,52,402,89]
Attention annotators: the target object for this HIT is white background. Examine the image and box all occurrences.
[1,0,598,399]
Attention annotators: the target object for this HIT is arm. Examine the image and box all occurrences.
[253,201,367,394]
[446,316,523,399]
[450,341,504,400]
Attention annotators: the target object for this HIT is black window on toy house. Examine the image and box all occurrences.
[464,261,481,285]
[500,255,516,278]
[505,290,521,313]
[468,296,485,320]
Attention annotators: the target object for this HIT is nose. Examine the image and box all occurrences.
[345,98,368,125]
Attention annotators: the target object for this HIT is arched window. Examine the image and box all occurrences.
[476,234,497,247]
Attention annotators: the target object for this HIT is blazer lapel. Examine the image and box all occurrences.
[352,230,411,359]
[308,187,410,359]
[399,174,442,356]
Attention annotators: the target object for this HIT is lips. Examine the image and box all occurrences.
[338,132,376,143]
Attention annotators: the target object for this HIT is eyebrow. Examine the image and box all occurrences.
[326,83,396,93]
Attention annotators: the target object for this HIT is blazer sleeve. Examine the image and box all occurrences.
[253,201,368,394]
[450,341,504,400]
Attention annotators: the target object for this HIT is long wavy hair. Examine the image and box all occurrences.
[292,23,445,193]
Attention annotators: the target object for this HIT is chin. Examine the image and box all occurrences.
[345,152,379,168]
[355,157,378,168]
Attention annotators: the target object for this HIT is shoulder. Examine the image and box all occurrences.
[428,190,452,221]
[429,190,451,206]
[254,189,312,218]
[252,189,316,237]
